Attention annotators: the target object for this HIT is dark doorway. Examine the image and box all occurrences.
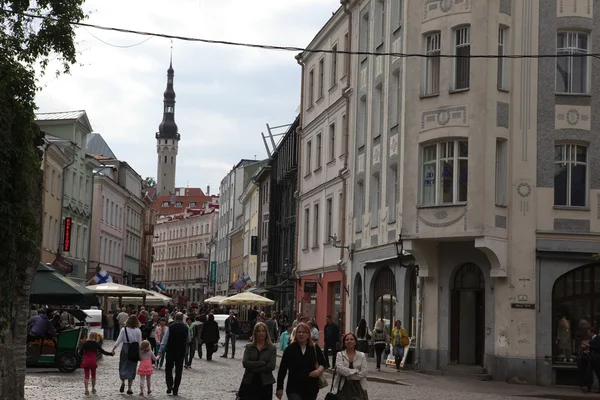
[450,263,485,365]
[372,266,396,334]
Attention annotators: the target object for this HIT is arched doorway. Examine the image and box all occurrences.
[354,273,363,325]
[372,266,396,333]
[552,264,600,363]
[451,263,485,365]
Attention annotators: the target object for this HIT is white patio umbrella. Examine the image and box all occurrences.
[204,295,228,305]
[219,292,274,306]
[86,283,147,296]
[108,290,171,306]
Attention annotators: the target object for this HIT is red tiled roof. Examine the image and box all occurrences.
[153,193,219,216]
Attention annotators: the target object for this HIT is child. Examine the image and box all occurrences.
[154,318,168,369]
[79,332,114,395]
[137,340,157,396]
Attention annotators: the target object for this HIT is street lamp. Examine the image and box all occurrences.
[329,234,354,260]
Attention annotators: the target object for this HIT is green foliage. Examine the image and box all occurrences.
[594,254,600,260]
[144,176,157,188]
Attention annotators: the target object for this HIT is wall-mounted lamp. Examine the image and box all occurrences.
[329,234,354,260]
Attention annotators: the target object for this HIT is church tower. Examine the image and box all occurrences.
[155,56,180,197]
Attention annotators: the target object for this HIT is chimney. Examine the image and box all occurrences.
[206,185,210,196]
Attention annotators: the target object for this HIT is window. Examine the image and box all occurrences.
[421,140,469,205]
[371,174,380,228]
[424,32,441,95]
[375,85,384,138]
[50,170,55,195]
[306,140,312,175]
[329,123,336,161]
[360,11,370,61]
[453,26,471,90]
[326,198,333,241]
[316,133,322,169]
[355,181,365,233]
[304,208,310,249]
[554,144,587,207]
[341,114,347,156]
[175,201,183,208]
[162,201,169,208]
[331,44,338,84]
[308,69,315,106]
[495,140,508,206]
[392,0,402,30]
[313,203,320,247]
[498,27,509,90]
[389,164,398,223]
[390,71,400,126]
[318,58,324,99]
[376,0,385,45]
[358,96,367,148]
[556,32,589,94]
[343,32,349,76]
[190,202,197,208]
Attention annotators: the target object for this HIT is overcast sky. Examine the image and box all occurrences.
[35,0,341,190]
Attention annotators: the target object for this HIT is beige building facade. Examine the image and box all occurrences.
[344,0,600,386]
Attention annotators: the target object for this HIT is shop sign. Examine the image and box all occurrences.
[304,281,317,293]
[511,303,535,310]
[210,261,217,282]
[63,218,72,252]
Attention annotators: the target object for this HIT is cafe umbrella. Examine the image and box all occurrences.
[30,263,99,306]
[219,292,274,306]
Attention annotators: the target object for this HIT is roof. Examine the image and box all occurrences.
[86,133,117,159]
[153,192,219,216]
[35,110,93,133]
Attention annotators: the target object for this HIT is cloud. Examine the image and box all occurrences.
[35,0,341,188]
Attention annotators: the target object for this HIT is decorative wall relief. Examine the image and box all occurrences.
[357,153,365,174]
[389,134,399,157]
[360,68,367,89]
[423,0,470,21]
[375,56,383,77]
[555,105,591,131]
[372,144,381,165]
[391,38,402,62]
[557,0,593,18]
[516,180,532,217]
[420,105,468,132]
[416,206,468,233]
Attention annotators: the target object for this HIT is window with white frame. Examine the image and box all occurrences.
[389,164,398,222]
[556,31,589,94]
[371,174,380,227]
[355,181,365,232]
[329,123,336,161]
[343,32,349,76]
[331,44,338,84]
[554,144,587,207]
[308,69,315,106]
[390,70,400,126]
[495,139,508,206]
[377,0,385,45]
[498,27,509,90]
[358,96,367,148]
[374,85,384,138]
[424,32,441,95]
[313,203,320,247]
[318,58,324,99]
[316,133,322,169]
[453,26,471,90]
[326,197,333,241]
[305,139,312,175]
[421,140,469,205]
[303,208,310,248]
[360,11,370,61]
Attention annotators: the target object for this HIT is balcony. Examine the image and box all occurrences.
[195,277,208,284]
[196,253,207,260]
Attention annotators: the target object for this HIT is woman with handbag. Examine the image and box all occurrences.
[276,322,327,400]
[371,319,389,372]
[112,315,142,395]
[201,313,220,361]
[331,333,368,400]
[355,319,371,354]
[391,320,409,371]
[239,322,277,400]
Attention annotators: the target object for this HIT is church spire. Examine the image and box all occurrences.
[156,48,179,140]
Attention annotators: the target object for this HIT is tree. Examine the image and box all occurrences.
[0,2,85,398]
[144,176,157,188]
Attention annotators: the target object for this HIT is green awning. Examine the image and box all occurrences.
[30,264,99,306]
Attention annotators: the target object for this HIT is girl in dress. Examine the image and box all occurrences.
[79,332,114,395]
[137,340,158,396]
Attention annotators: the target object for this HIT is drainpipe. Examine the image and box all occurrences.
[339,0,353,332]
[294,53,305,315]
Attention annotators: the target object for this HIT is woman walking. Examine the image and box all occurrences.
[355,319,371,354]
[333,333,369,399]
[146,313,159,356]
[276,322,326,400]
[154,318,168,369]
[201,313,220,361]
[391,320,409,371]
[371,319,388,372]
[239,322,277,400]
[112,315,142,395]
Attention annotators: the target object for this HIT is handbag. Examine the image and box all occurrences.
[124,327,140,362]
[313,345,329,389]
[324,366,342,400]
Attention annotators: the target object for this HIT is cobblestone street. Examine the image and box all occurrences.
[24,341,579,400]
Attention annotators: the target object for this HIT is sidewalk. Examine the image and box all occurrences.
[276,348,596,400]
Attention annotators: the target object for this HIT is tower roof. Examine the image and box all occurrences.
[157,57,179,140]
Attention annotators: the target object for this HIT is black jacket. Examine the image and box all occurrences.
[324,322,340,344]
[166,322,188,358]
[242,343,277,385]
[277,342,326,397]
[201,320,220,343]
[225,316,240,335]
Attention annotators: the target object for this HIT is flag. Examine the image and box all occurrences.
[93,269,113,284]
[157,281,166,292]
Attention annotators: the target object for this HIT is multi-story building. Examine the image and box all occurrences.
[40,134,74,265]
[296,6,351,332]
[215,159,260,295]
[340,0,600,386]
[36,111,100,284]
[240,162,265,288]
[229,217,244,290]
[152,204,218,304]
[256,165,272,288]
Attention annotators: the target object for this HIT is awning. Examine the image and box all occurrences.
[246,287,268,295]
[30,264,99,306]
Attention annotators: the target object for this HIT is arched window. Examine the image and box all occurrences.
[553,264,600,362]
[355,273,363,324]
[372,266,396,333]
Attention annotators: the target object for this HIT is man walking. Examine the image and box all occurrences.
[266,313,279,343]
[221,311,239,359]
[323,315,340,369]
[159,312,190,396]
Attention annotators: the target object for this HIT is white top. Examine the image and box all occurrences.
[333,350,368,391]
[113,327,142,350]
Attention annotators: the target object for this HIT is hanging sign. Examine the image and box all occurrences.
[63,218,72,252]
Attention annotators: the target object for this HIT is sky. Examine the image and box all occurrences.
[35,0,341,191]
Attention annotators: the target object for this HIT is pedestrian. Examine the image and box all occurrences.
[201,313,220,361]
[194,314,205,359]
[276,322,327,400]
[79,332,114,396]
[371,319,389,372]
[323,315,340,369]
[117,308,129,330]
[238,322,277,400]
[308,321,319,343]
[391,320,409,371]
[184,316,196,369]
[112,310,120,340]
[159,312,190,396]
[137,340,157,396]
[105,310,115,341]
[222,310,239,359]
[355,319,371,354]
[112,315,142,395]
[146,313,159,356]
[266,313,278,343]
[27,309,54,342]
[332,333,369,400]
[280,326,292,352]
[154,318,168,369]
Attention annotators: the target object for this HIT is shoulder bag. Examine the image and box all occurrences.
[313,345,329,389]
[324,366,343,400]
[124,327,140,362]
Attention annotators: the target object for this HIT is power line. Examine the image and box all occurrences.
[82,27,154,48]
[3,9,599,59]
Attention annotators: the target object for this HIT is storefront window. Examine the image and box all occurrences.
[553,264,600,364]
[372,266,397,334]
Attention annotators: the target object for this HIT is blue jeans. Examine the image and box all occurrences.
[104,328,113,340]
